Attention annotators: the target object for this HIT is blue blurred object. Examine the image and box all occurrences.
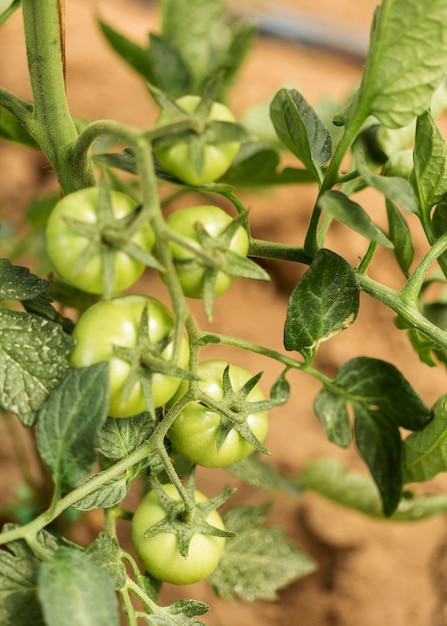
[140,0,369,61]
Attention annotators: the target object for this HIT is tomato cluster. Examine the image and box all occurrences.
[44,95,270,586]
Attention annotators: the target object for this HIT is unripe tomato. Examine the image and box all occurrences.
[131,484,226,585]
[154,95,240,185]
[165,205,249,298]
[46,187,154,294]
[168,360,269,467]
[69,295,190,417]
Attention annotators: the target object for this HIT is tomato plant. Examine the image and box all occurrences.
[131,482,227,585]
[168,360,269,467]
[70,295,190,417]
[46,187,155,295]
[2,0,447,625]
[164,205,249,299]
[154,95,241,185]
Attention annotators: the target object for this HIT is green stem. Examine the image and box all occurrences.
[21,0,94,192]
[358,272,447,350]
[249,238,312,264]
[304,102,368,257]
[401,231,447,306]
[357,240,378,274]
[0,439,153,546]
[155,443,195,512]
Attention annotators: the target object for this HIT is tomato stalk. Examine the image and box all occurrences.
[20,0,94,192]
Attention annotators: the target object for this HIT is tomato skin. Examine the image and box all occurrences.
[168,360,269,467]
[165,205,249,298]
[155,95,240,185]
[69,295,190,417]
[131,484,226,585]
[46,187,155,294]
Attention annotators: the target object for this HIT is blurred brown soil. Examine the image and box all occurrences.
[2,2,447,625]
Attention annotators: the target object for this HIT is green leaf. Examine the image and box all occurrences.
[0,528,58,626]
[412,110,447,217]
[71,475,128,511]
[86,532,127,590]
[360,168,419,215]
[36,363,109,492]
[97,413,156,459]
[270,88,332,180]
[0,310,73,426]
[145,600,209,626]
[0,258,49,300]
[284,249,359,361]
[359,0,447,129]
[354,405,403,516]
[37,547,119,626]
[147,33,191,97]
[160,0,224,89]
[0,104,38,147]
[314,386,352,447]
[301,458,447,521]
[318,190,394,248]
[209,505,315,601]
[404,395,447,483]
[325,356,432,515]
[223,143,316,186]
[385,199,414,275]
[227,454,303,496]
[98,19,155,82]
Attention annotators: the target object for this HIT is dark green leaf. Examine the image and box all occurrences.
[358,0,447,129]
[334,357,431,431]
[98,19,155,82]
[318,190,393,248]
[412,111,447,217]
[404,395,447,483]
[0,310,73,426]
[301,458,447,521]
[0,258,49,301]
[37,547,119,626]
[284,249,359,361]
[227,454,303,496]
[354,405,403,516]
[0,104,37,147]
[36,363,109,492]
[314,386,352,447]
[0,548,44,626]
[385,199,414,274]
[147,33,192,97]
[270,88,332,180]
[223,143,316,186]
[210,505,315,601]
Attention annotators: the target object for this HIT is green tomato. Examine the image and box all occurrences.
[69,295,189,417]
[46,187,155,294]
[154,95,240,185]
[131,484,226,585]
[165,205,249,298]
[168,360,269,467]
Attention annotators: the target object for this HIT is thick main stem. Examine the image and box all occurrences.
[21,0,94,192]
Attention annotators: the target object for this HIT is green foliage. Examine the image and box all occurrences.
[3,0,447,623]
[209,505,316,601]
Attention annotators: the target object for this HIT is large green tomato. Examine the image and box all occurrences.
[165,205,249,298]
[69,295,190,417]
[168,360,269,467]
[131,484,226,585]
[154,95,240,185]
[46,187,155,294]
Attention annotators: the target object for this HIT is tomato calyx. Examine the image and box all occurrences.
[142,477,235,558]
[195,365,273,455]
[111,305,193,417]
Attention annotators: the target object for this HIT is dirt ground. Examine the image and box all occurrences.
[2,1,447,625]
